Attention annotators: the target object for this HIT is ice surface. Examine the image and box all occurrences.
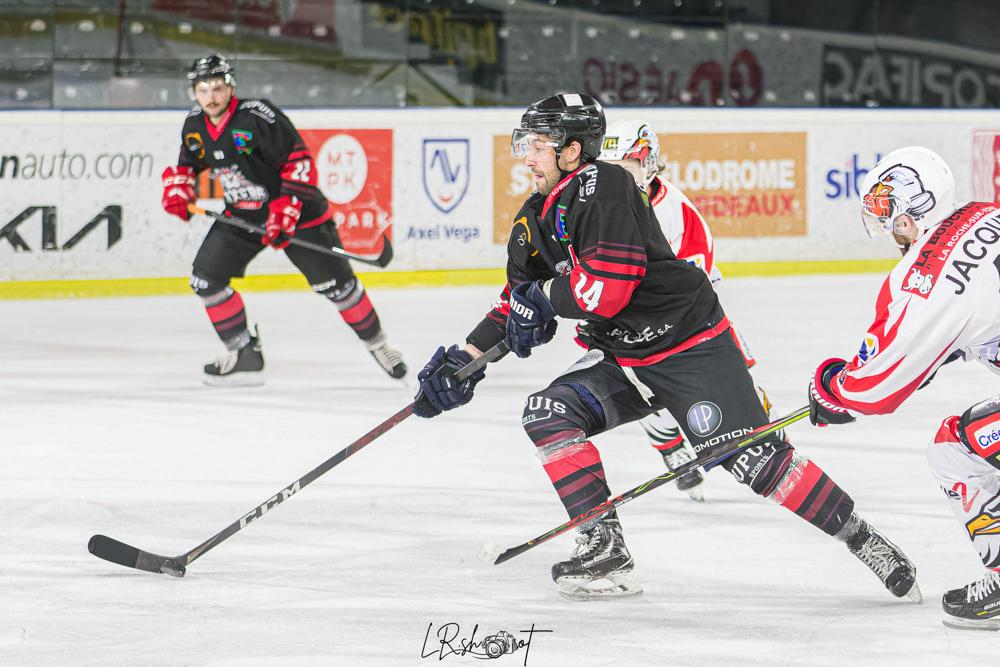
[0,275,993,665]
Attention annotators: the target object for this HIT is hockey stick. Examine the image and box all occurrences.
[88,341,509,577]
[489,405,811,565]
[187,204,394,268]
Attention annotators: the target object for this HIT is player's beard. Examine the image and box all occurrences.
[532,165,561,196]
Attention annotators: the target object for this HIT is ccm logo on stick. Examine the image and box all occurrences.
[239,481,301,527]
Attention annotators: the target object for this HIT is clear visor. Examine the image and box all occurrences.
[511,127,565,158]
[861,191,908,240]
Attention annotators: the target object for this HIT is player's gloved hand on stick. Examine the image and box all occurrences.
[262,195,302,249]
[505,280,558,358]
[161,165,195,221]
[809,358,856,426]
[413,345,486,418]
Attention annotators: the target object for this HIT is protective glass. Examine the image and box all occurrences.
[511,127,564,158]
[861,187,908,239]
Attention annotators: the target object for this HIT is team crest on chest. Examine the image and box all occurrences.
[556,205,570,241]
[232,129,253,155]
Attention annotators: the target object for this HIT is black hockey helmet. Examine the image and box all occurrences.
[512,93,606,162]
[188,53,235,88]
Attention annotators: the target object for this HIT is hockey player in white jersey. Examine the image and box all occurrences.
[808,146,1000,630]
[597,120,762,501]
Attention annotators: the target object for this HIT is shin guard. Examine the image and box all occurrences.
[928,415,1000,568]
[523,383,609,519]
[768,452,856,537]
[313,277,381,342]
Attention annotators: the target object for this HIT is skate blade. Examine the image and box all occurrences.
[902,581,923,604]
[942,615,1000,631]
[203,371,265,387]
[685,486,705,502]
[556,573,643,601]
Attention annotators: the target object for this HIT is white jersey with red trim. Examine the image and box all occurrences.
[829,202,1000,415]
[649,176,722,283]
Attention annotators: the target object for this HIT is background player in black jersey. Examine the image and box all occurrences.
[411,93,920,603]
[160,54,406,385]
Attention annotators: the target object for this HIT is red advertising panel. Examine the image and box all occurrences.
[973,130,1000,203]
[299,129,393,255]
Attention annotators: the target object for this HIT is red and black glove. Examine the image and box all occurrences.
[161,165,195,221]
[809,358,856,427]
[262,195,302,249]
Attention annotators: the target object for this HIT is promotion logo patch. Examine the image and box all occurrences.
[687,401,722,437]
[857,333,880,364]
[423,138,470,214]
[232,129,253,155]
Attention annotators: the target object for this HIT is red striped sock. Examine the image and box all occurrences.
[772,458,855,536]
[205,290,248,348]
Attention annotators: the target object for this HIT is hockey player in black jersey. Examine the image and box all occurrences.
[413,93,920,603]
[161,54,406,385]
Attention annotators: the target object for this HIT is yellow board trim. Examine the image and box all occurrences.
[0,260,897,300]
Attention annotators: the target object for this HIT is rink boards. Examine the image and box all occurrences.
[2,106,999,296]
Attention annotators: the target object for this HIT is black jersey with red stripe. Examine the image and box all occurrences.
[467,160,725,364]
[176,97,329,227]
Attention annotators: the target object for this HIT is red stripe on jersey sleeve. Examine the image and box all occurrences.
[569,243,646,317]
[839,356,906,393]
[586,258,647,277]
[832,334,959,414]
[279,156,318,186]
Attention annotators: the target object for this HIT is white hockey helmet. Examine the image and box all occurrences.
[859,146,956,240]
[599,120,660,187]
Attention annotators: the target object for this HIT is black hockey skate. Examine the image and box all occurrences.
[203,329,265,387]
[845,518,922,603]
[366,334,407,380]
[661,437,705,502]
[942,570,1000,630]
[551,517,642,600]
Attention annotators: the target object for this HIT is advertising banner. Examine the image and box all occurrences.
[299,128,394,255]
[492,133,534,245]
[4,106,1000,286]
[659,132,808,237]
[972,130,1000,203]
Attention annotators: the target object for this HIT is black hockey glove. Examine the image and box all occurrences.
[505,280,558,359]
[413,345,486,418]
[808,358,856,427]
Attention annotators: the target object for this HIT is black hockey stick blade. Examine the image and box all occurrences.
[372,232,393,268]
[88,535,187,577]
[491,406,811,565]
[88,342,507,576]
